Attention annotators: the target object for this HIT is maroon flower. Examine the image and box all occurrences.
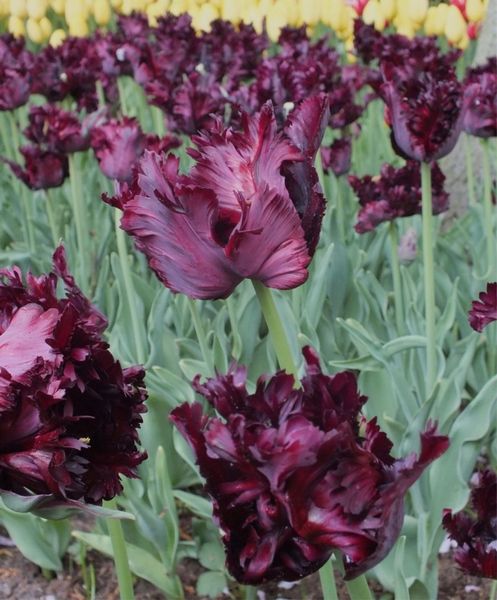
[381,64,465,162]
[170,347,449,584]
[91,117,146,183]
[2,145,68,190]
[321,139,352,177]
[108,96,329,299]
[443,469,497,579]
[0,246,147,514]
[349,161,449,234]
[463,58,497,139]
[0,34,33,111]
[32,37,103,112]
[169,71,226,135]
[24,104,98,154]
[468,283,497,333]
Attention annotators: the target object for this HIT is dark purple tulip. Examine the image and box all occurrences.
[321,139,352,177]
[170,347,449,584]
[463,58,497,139]
[91,117,146,183]
[0,246,147,513]
[381,64,465,162]
[109,96,329,299]
[349,161,449,234]
[169,71,226,135]
[24,104,97,154]
[443,469,497,579]
[468,283,497,332]
[32,37,103,112]
[0,34,33,111]
[2,145,68,190]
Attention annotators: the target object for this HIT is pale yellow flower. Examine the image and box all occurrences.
[26,0,48,20]
[94,0,112,25]
[49,27,67,46]
[8,15,26,36]
[445,4,466,43]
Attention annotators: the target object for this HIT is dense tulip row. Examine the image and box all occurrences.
[0,6,495,599]
[0,0,489,49]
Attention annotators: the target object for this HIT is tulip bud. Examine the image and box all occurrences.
[406,0,428,23]
[221,0,241,22]
[380,0,396,21]
[192,2,218,31]
[68,18,90,37]
[26,17,44,43]
[8,15,25,36]
[50,0,64,14]
[26,0,48,19]
[94,0,112,25]
[363,0,387,31]
[49,27,66,46]
[299,0,321,25]
[445,5,467,43]
[466,0,485,22]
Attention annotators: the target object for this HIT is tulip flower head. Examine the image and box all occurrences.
[2,145,69,190]
[463,57,497,139]
[468,282,497,332]
[108,96,329,299]
[171,347,449,584]
[443,469,497,579]
[321,138,352,177]
[24,104,97,154]
[381,62,465,162]
[0,247,147,515]
[349,161,449,233]
[0,34,33,111]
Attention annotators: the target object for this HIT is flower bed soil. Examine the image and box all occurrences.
[0,527,492,600]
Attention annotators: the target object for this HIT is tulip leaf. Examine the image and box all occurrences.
[196,571,227,599]
[393,536,410,600]
[174,490,212,520]
[156,446,180,570]
[72,531,183,598]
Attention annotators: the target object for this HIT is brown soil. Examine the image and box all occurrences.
[0,529,493,599]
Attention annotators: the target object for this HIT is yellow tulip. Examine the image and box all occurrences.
[299,0,321,25]
[94,0,112,25]
[445,5,466,43]
[466,0,485,22]
[26,0,48,20]
[39,15,52,37]
[424,6,438,36]
[221,0,241,22]
[49,0,64,15]
[26,17,44,43]
[110,0,122,8]
[266,1,289,41]
[68,17,90,37]
[9,0,27,18]
[406,0,428,24]
[457,32,470,49]
[192,2,218,31]
[8,15,26,36]
[363,0,387,31]
[379,0,396,21]
[169,0,187,15]
[66,2,88,23]
[49,27,66,46]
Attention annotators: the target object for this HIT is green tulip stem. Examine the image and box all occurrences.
[464,135,476,206]
[8,111,35,253]
[114,210,146,365]
[68,153,89,292]
[319,558,339,600]
[388,222,404,335]
[345,572,374,600]
[421,162,437,395]
[243,586,257,600]
[117,77,130,116]
[44,189,59,246]
[104,498,135,600]
[188,299,214,373]
[482,139,496,280]
[252,280,300,382]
